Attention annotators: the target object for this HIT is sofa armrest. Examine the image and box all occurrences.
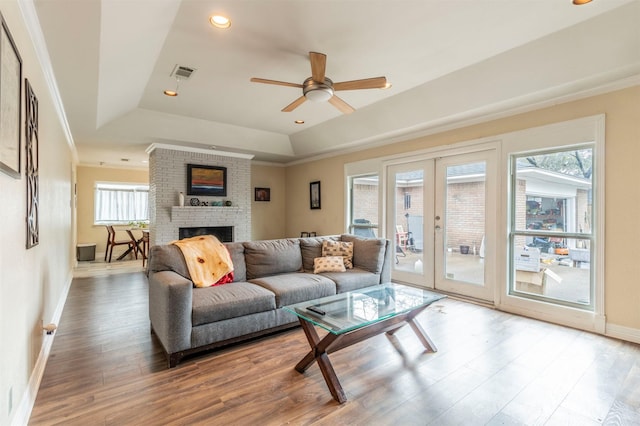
[380,239,393,283]
[148,270,193,355]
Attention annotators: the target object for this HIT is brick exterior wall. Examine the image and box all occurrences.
[445,181,485,251]
[576,189,591,233]
[514,178,527,248]
[352,183,379,227]
[148,147,251,246]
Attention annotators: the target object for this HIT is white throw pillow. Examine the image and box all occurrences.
[313,256,346,273]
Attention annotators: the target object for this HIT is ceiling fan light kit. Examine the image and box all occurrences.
[303,77,334,102]
[251,51,388,115]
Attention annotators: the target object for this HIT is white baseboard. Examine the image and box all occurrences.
[606,323,640,345]
[11,273,72,426]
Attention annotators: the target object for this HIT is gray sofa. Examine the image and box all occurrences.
[147,234,393,367]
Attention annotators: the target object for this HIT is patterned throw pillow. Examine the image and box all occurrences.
[321,240,354,269]
[313,256,346,273]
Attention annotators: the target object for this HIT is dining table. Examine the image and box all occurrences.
[117,228,148,261]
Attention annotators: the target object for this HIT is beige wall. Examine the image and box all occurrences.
[0,2,75,424]
[76,166,149,258]
[285,160,347,238]
[251,164,287,240]
[284,86,640,332]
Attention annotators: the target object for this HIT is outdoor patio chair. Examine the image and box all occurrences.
[406,215,424,252]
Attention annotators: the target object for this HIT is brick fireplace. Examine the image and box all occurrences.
[147,144,253,246]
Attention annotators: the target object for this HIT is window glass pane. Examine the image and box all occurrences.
[444,161,485,286]
[94,183,149,224]
[515,149,592,234]
[510,147,594,309]
[513,237,592,306]
[350,175,379,237]
[394,170,424,274]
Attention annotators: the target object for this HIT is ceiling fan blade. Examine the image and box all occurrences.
[309,52,327,83]
[328,95,355,114]
[282,96,307,112]
[333,77,387,91]
[250,77,303,88]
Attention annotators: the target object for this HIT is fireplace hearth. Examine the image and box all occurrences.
[179,226,233,242]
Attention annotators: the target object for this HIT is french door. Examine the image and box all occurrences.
[387,150,496,302]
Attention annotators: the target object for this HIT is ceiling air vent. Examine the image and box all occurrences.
[170,65,196,80]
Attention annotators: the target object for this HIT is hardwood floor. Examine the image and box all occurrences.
[30,272,640,425]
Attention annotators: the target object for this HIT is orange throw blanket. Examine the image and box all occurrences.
[171,235,234,287]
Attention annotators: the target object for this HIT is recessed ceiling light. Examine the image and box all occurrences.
[209,15,231,29]
[572,0,592,4]
[295,120,305,124]
[164,76,180,97]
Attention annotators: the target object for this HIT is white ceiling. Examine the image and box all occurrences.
[31,0,640,168]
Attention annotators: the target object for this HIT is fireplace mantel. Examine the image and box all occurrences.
[171,206,243,219]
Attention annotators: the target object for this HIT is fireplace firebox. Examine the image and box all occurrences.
[179,226,233,242]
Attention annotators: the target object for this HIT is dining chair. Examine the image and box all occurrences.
[141,230,150,267]
[104,225,135,262]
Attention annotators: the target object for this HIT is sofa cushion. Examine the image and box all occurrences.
[192,282,276,326]
[340,235,386,274]
[299,236,338,272]
[225,242,246,282]
[320,268,382,293]
[322,240,354,269]
[244,239,303,279]
[148,244,191,280]
[249,272,336,308]
[313,256,346,273]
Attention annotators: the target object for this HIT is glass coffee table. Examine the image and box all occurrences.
[283,283,445,403]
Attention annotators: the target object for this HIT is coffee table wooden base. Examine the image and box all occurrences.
[294,304,437,404]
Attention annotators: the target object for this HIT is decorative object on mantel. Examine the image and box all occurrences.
[225,200,232,206]
[0,12,22,179]
[178,191,185,207]
[212,201,223,206]
[25,79,39,249]
[190,197,200,206]
[255,187,270,202]
[187,164,227,196]
[310,181,321,210]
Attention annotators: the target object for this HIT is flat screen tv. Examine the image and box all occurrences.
[187,164,227,197]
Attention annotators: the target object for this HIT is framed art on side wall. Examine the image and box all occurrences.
[0,12,22,179]
[25,79,39,248]
[255,187,270,202]
[310,181,321,209]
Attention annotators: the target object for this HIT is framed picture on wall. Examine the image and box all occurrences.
[310,181,321,210]
[255,187,270,202]
[0,12,22,179]
[187,164,227,196]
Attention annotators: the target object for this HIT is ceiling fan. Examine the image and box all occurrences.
[250,52,388,114]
